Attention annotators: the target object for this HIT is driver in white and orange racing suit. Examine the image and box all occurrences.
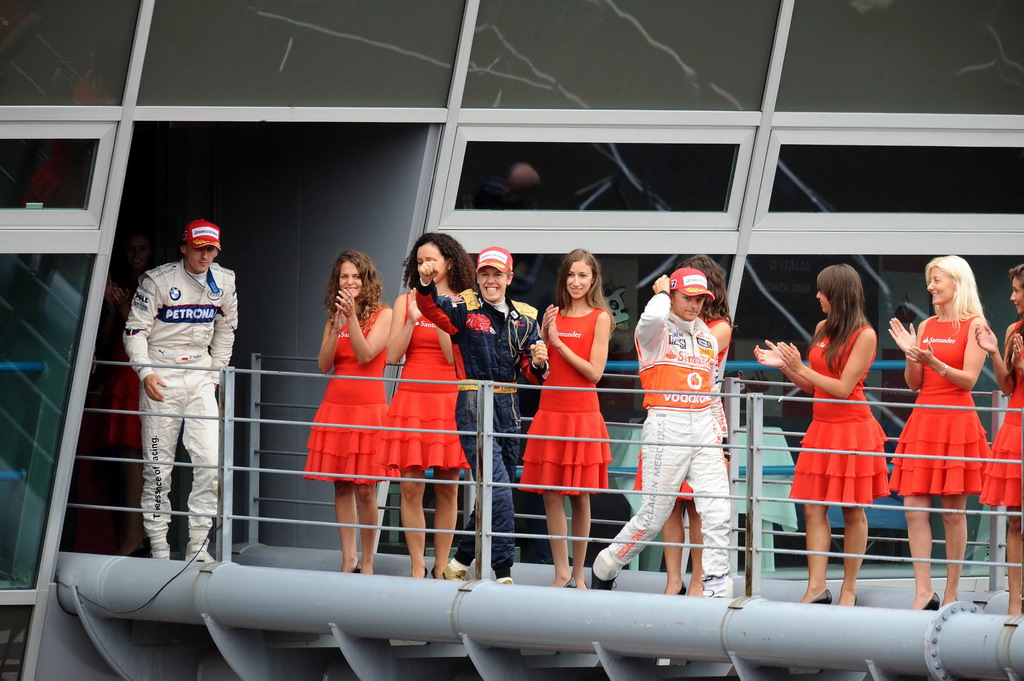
[590,267,731,597]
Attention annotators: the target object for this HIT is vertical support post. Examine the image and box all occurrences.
[477,382,495,580]
[247,353,261,544]
[724,377,740,577]
[220,366,235,563]
[745,393,764,597]
[989,392,1008,591]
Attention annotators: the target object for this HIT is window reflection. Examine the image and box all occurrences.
[0,253,91,588]
[0,139,96,209]
[0,0,138,105]
[466,0,779,110]
[458,141,736,211]
[140,0,464,107]
[769,146,1024,214]
[779,0,1024,114]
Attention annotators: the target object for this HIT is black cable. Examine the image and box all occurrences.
[55,522,221,617]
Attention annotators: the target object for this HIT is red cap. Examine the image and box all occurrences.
[182,219,221,250]
[669,267,714,299]
[476,247,513,272]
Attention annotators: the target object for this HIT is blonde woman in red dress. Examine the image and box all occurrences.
[889,255,988,609]
[755,264,889,606]
[305,251,392,574]
[975,264,1024,615]
[520,249,612,588]
[378,233,474,578]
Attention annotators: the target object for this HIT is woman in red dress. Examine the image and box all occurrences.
[656,255,732,596]
[378,233,474,578]
[520,249,612,588]
[976,264,1024,615]
[755,264,889,606]
[305,251,392,574]
[889,255,988,609]
[99,233,154,555]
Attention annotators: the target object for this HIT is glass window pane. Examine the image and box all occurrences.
[1,254,91,588]
[778,0,1024,114]
[0,0,138,106]
[0,139,97,210]
[0,606,31,678]
[139,0,465,107]
[769,146,1024,213]
[458,142,736,211]
[464,0,779,110]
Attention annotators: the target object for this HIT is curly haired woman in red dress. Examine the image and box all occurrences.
[305,251,392,574]
[755,264,889,606]
[976,264,1024,615]
[888,255,988,609]
[519,249,612,588]
[377,233,474,578]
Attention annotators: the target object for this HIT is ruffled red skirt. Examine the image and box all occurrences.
[376,389,467,471]
[632,453,694,498]
[519,410,611,496]
[980,421,1022,507]
[790,419,889,503]
[102,365,141,448]
[889,409,987,496]
[305,401,389,484]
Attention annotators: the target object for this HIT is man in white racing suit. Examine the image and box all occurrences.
[124,219,237,561]
[591,267,732,597]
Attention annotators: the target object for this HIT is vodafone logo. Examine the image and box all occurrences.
[687,373,703,390]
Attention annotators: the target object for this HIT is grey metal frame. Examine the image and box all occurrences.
[7,0,1024,676]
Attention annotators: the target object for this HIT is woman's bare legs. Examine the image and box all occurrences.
[544,492,573,586]
[432,468,461,577]
[334,481,359,572]
[1008,510,1022,616]
[662,501,685,595]
[904,495,936,608]
[940,494,967,605]
[568,493,590,589]
[801,503,831,603]
[838,507,868,606]
[115,446,146,555]
[354,483,379,574]
[400,471,428,577]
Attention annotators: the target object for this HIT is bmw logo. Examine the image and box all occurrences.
[169,287,181,301]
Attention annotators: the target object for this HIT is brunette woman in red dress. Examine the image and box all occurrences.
[889,255,988,609]
[305,251,392,574]
[378,233,474,578]
[976,264,1024,615]
[99,233,154,555]
[755,264,889,606]
[519,249,612,588]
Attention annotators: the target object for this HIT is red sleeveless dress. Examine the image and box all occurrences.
[103,343,142,448]
[789,327,889,503]
[889,317,987,496]
[520,308,610,496]
[633,318,731,496]
[305,308,390,484]
[981,322,1024,508]
[377,294,467,471]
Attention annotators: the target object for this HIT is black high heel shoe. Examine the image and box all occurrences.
[809,589,833,605]
[923,593,940,610]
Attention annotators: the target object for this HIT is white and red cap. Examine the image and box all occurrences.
[476,246,513,272]
[669,267,714,299]
[182,219,222,250]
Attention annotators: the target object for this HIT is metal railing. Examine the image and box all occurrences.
[76,356,1023,603]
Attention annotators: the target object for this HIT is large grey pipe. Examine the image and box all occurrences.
[56,554,1024,679]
